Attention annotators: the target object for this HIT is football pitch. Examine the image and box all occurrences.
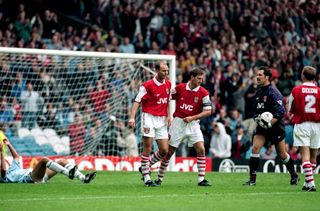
[1,172,319,211]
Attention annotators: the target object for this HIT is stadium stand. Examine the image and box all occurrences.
[0,0,319,158]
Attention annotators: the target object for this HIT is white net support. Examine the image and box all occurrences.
[0,47,175,156]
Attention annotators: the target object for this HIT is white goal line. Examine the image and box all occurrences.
[0,192,304,202]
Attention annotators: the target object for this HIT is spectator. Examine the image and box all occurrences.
[147,41,160,54]
[11,97,22,133]
[89,80,110,119]
[260,145,277,160]
[243,75,259,138]
[0,0,318,159]
[116,122,139,157]
[20,82,43,129]
[232,124,250,159]
[38,102,58,130]
[0,97,14,126]
[119,37,135,53]
[69,114,86,155]
[0,61,13,97]
[209,122,231,158]
[14,10,32,42]
[11,72,27,99]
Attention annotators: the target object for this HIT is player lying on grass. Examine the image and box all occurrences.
[0,137,96,184]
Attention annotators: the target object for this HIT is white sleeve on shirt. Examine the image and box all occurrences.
[287,93,294,113]
[135,86,147,103]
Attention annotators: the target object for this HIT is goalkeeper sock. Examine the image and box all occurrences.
[282,153,296,176]
[197,156,206,183]
[150,150,162,167]
[249,154,260,181]
[46,160,68,176]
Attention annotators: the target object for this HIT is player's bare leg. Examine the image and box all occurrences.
[40,159,95,183]
[31,158,75,182]
[149,139,168,167]
[275,140,299,185]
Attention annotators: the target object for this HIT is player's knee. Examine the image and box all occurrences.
[279,152,289,161]
[159,148,168,157]
[251,145,261,154]
[56,159,68,166]
[194,145,205,156]
[165,147,175,159]
[40,157,50,164]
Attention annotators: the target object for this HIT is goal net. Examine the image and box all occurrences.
[0,47,175,156]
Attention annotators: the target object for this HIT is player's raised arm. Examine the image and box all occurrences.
[0,142,6,177]
[4,139,20,161]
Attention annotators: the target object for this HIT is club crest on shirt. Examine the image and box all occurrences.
[166,88,169,94]
[263,96,267,102]
[144,128,150,134]
[194,97,199,103]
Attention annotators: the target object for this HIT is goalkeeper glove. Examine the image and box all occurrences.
[254,115,272,129]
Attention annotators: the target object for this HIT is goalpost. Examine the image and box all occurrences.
[0,47,176,157]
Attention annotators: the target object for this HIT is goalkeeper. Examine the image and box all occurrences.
[0,131,96,184]
[243,66,299,186]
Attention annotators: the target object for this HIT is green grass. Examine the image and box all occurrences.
[0,172,319,211]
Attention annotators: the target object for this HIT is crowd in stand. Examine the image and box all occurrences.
[0,0,319,158]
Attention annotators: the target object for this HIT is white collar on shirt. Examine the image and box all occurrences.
[186,82,200,92]
[153,77,165,86]
[303,82,316,86]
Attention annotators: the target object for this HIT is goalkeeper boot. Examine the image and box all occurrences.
[243,179,256,186]
[145,180,156,187]
[154,179,162,187]
[84,172,97,183]
[290,174,299,185]
[198,179,211,187]
[68,165,78,180]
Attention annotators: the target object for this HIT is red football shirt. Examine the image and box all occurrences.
[288,82,320,124]
[135,77,171,116]
[172,83,211,118]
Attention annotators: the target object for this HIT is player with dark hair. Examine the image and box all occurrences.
[243,66,299,186]
[152,67,213,186]
[288,66,320,192]
[0,132,96,184]
[128,61,171,186]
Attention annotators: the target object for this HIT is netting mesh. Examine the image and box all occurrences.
[0,48,174,156]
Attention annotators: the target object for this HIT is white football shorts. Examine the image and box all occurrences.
[169,117,204,148]
[142,112,168,139]
[293,122,320,148]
